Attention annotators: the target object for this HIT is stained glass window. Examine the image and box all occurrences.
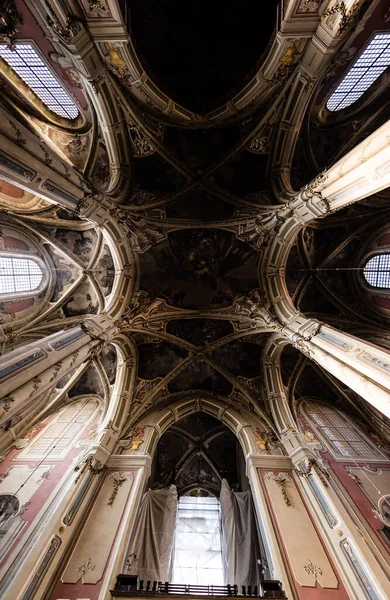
[363,254,390,288]
[0,255,43,296]
[171,496,224,585]
[0,43,79,119]
[305,401,378,459]
[327,33,390,112]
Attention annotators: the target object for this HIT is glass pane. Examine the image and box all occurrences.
[0,43,79,119]
[0,255,43,295]
[364,254,390,288]
[20,400,95,459]
[327,33,390,112]
[306,402,378,459]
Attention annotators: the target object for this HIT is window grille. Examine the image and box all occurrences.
[172,496,224,585]
[327,33,390,112]
[0,43,79,119]
[363,254,390,288]
[305,401,378,459]
[0,255,43,295]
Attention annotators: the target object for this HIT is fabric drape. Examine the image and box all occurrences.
[220,479,262,587]
[127,485,177,582]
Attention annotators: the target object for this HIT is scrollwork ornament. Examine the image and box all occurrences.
[304,559,323,580]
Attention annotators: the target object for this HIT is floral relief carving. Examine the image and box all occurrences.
[265,472,292,506]
[74,454,106,483]
[107,472,133,506]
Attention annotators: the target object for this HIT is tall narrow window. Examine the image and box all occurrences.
[0,254,44,296]
[363,254,390,288]
[172,496,224,585]
[0,43,79,119]
[327,33,390,112]
[18,399,98,460]
[304,401,379,459]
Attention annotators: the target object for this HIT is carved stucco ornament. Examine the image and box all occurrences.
[265,472,292,506]
[0,1,22,50]
[77,556,95,579]
[233,289,279,330]
[74,454,106,483]
[82,0,110,18]
[107,472,133,506]
[253,428,270,454]
[274,38,301,81]
[119,426,146,455]
[295,456,330,487]
[303,559,323,580]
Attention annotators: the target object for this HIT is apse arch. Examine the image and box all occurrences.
[118,396,280,460]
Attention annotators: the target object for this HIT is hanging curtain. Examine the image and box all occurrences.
[126,485,178,582]
[220,479,262,587]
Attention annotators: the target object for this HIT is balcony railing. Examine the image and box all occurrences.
[111,576,286,599]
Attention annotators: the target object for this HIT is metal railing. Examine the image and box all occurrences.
[111,576,286,599]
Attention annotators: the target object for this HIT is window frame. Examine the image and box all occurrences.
[0,40,82,126]
[0,250,48,301]
[325,30,390,114]
[15,398,100,462]
[301,399,387,462]
[362,252,390,290]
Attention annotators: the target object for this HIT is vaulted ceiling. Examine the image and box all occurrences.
[0,0,389,443]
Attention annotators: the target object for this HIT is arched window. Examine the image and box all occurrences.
[304,401,380,459]
[18,399,98,460]
[0,43,79,119]
[363,254,390,288]
[0,254,44,297]
[327,33,390,112]
[171,495,224,585]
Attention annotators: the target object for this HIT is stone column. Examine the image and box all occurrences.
[0,315,119,426]
[283,317,390,419]
[291,119,390,222]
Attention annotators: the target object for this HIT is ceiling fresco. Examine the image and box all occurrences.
[0,0,389,471]
[138,230,258,310]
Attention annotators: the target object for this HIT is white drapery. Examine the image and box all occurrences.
[220,479,263,587]
[126,485,178,582]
